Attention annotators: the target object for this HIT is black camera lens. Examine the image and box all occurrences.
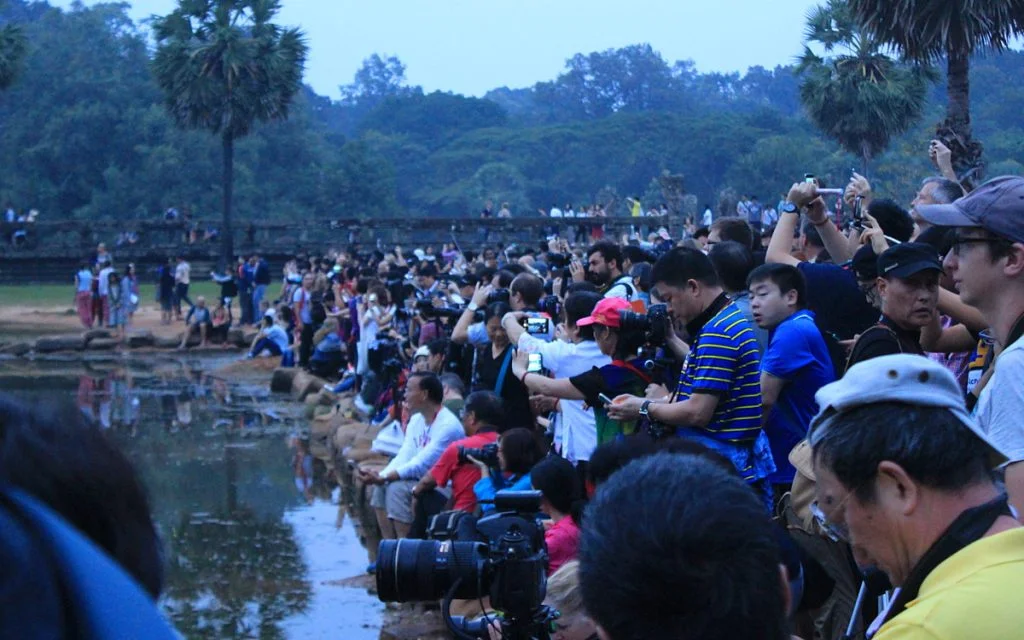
[376,539,488,602]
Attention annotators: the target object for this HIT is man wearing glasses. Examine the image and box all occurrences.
[810,355,1022,640]
[918,176,1024,517]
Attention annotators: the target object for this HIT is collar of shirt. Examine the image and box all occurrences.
[686,292,731,337]
[880,314,923,349]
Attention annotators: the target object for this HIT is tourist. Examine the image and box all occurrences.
[158,257,175,325]
[97,260,114,327]
[174,255,192,320]
[123,263,139,328]
[178,296,212,349]
[252,253,271,325]
[470,427,543,514]
[74,261,94,329]
[107,270,124,336]
[531,455,585,576]
[585,241,635,300]
[209,300,232,345]
[248,313,289,359]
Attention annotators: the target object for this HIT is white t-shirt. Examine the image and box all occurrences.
[975,335,1024,463]
[264,324,289,352]
[175,261,191,285]
[380,407,465,480]
[604,275,635,301]
[549,207,563,218]
[518,334,610,463]
[98,266,114,296]
[702,208,713,226]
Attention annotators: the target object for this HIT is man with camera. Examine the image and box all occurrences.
[409,391,507,533]
[608,248,775,499]
[359,372,465,540]
[452,273,554,346]
[585,241,636,301]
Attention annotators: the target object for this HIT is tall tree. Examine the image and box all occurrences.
[0,1,27,90]
[849,0,1024,180]
[152,0,307,265]
[797,0,932,175]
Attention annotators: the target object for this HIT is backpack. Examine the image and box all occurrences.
[310,291,327,326]
[609,275,635,301]
[814,321,849,382]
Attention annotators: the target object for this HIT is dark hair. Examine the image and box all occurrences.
[607,324,647,361]
[588,241,622,272]
[921,177,965,204]
[811,402,992,503]
[747,263,807,308]
[708,241,754,293]
[801,223,825,249]
[564,281,598,295]
[0,395,164,598]
[867,199,915,243]
[494,270,516,289]
[531,455,585,524]
[427,338,449,357]
[510,273,544,307]
[484,301,511,322]
[418,264,438,278]
[408,372,444,404]
[693,227,710,240]
[439,372,466,398]
[651,247,720,289]
[504,263,527,276]
[500,427,543,475]
[464,391,506,431]
[564,291,602,340]
[711,218,754,250]
[630,262,652,293]
[580,453,787,640]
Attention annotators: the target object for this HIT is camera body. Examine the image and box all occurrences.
[458,443,499,466]
[487,289,511,305]
[618,303,670,347]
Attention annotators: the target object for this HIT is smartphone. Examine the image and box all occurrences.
[598,393,614,406]
[522,316,551,336]
[804,173,816,184]
[527,353,543,373]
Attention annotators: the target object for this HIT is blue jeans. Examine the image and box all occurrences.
[252,284,267,324]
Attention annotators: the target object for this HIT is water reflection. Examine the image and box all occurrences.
[0,358,381,640]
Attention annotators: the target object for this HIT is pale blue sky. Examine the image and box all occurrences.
[54,0,813,98]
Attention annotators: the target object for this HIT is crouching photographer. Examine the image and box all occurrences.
[470,427,544,514]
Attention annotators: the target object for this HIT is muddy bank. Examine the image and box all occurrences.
[0,326,259,359]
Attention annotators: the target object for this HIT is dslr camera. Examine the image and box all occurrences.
[458,443,499,467]
[618,303,670,347]
[376,490,555,639]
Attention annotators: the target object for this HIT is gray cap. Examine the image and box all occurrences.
[917,175,1024,244]
[809,354,1008,465]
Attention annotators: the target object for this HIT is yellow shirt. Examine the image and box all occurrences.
[630,201,641,217]
[875,527,1024,640]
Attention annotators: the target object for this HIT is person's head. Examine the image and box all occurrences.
[693,227,710,249]
[629,262,652,294]
[439,372,466,402]
[484,301,512,346]
[580,453,789,640]
[760,225,775,248]
[462,390,505,435]
[510,273,544,310]
[427,338,449,374]
[919,176,1024,314]
[576,297,644,359]
[876,242,942,330]
[412,345,431,373]
[563,291,602,343]
[911,177,965,230]
[747,263,807,330]
[531,455,584,523]
[801,221,826,257]
[492,269,515,289]
[195,295,206,308]
[498,427,543,475]
[544,561,597,640]
[709,218,754,250]
[651,248,722,325]
[0,394,164,599]
[406,372,443,413]
[416,264,438,290]
[809,355,1004,585]
[301,272,314,290]
[586,241,623,287]
[707,240,754,294]
[867,198,915,243]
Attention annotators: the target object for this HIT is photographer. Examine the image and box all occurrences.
[531,455,585,576]
[470,427,544,514]
[409,391,506,536]
[502,291,610,468]
[453,273,554,346]
[359,372,464,540]
[467,302,534,429]
[512,297,652,444]
[585,241,635,301]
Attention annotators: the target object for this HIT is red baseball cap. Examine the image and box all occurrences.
[576,297,631,328]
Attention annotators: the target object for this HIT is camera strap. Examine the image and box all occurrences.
[495,347,514,397]
[879,494,1011,629]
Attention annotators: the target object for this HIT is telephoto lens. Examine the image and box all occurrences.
[376,539,488,602]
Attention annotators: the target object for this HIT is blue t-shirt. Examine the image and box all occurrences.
[761,310,836,483]
[798,262,877,340]
[673,299,763,445]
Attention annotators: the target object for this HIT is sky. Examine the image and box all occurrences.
[52,0,812,98]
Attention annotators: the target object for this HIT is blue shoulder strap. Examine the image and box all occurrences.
[495,346,514,397]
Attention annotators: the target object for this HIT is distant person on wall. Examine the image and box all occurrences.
[75,261,94,329]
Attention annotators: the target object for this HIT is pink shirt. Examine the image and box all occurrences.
[545,516,581,576]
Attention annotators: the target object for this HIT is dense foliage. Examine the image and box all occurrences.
[0,0,1022,223]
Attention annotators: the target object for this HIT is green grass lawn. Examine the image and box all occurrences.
[0,282,222,309]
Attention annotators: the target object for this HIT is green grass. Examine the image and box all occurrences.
[0,282,222,309]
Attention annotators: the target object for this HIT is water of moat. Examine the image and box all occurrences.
[0,354,383,640]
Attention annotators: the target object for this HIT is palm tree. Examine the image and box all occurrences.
[849,0,1024,181]
[152,0,307,266]
[797,0,933,175]
[0,10,27,90]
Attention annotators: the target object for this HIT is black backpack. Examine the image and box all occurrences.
[309,291,327,326]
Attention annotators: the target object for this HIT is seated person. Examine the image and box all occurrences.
[469,427,543,514]
[248,313,290,358]
[531,455,585,575]
[179,295,212,349]
[209,300,232,343]
[309,318,346,378]
[545,561,598,640]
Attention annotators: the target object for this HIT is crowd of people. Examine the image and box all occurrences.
[74,242,139,341]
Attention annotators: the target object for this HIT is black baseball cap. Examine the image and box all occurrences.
[851,245,878,281]
[877,242,943,279]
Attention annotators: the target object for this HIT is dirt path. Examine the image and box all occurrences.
[0,302,212,341]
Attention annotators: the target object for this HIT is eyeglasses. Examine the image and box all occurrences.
[949,236,1004,256]
[810,487,858,543]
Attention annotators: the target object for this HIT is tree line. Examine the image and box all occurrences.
[1,0,1023,235]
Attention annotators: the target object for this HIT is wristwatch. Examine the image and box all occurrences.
[639,400,652,418]
[781,202,800,215]
[467,302,479,312]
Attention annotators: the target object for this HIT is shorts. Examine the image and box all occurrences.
[370,479,417,524]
